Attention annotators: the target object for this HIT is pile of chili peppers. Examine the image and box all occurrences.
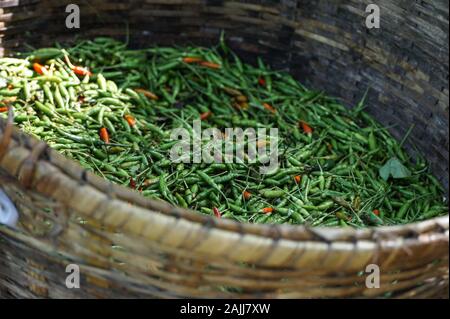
[0,37,447,227]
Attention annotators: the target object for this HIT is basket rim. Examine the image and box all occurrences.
[0,116,448,244]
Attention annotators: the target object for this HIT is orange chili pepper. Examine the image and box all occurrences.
[72,65,92,76]
[263,103,276,114]
[373,209,380,216]
[200,111,213,121]
[213,207,222,218]
[182,57,203,64]
[99,127,110,144]
[124,114,136,127]
[262,207,274,214]
[0,106,8,113]
[33,63,46,75]
[294,175,302,184]
[243,191,252,200]
[199,61,221,69]
[135,88,159,101]
[300,121,313,134]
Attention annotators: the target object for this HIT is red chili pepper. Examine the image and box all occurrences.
[263,103,276,114]
[129,178,137,190]
[294,175,302,184]
[99,127,110,144]
[200,111,213,121]
[0,106,8,113]
[300,121,314,134]
[258,77,266,86]
[373,209,380,216]
[243,191,252,200]
[199,61,221,69]
[124,114,136,127]
[33,63,46,75]
[182,57,203,64]
[135,88,159,101]
[213,207,222,218]
[72,65,92,76]
[262,207,274,214]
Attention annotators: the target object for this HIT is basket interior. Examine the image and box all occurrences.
[1,1,448,191]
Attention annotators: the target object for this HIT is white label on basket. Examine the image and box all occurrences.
[66,4,81,29]
[0,189,19,228]
[365,264,381,288]
[65,264,80,289]
[366,4,381,29]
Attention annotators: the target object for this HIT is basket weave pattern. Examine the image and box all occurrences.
[0,0,449,298]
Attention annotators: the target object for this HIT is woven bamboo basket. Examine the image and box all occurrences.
[0,0,448,299]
